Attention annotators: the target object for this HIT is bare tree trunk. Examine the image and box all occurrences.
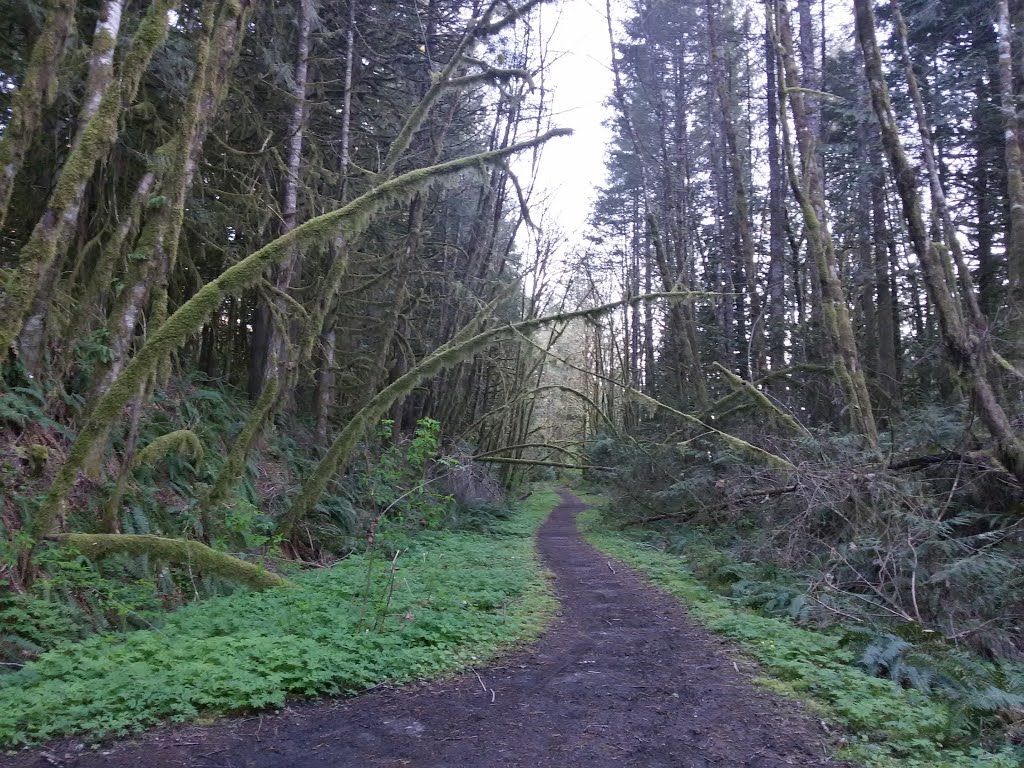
[313,0,357,438]
[250,0,313,396]
[1000,0,1024,356]
[796,0,823,339]
[765,20,787,375]
[974,71,1001,318]
[605,0,708,409]
[892,0,985,328]
[707,0,762,380]
[871,153,899,405]
[855,147,878,368]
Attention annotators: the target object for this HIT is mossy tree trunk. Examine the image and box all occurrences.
[0,0,179,361]
[854,0,1024,483]
[772,0,878,446]
[0,0,78,232]
[28,128,571,544]
[16,0,127,373]
[94,0,252,400]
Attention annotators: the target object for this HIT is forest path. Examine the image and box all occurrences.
[22,490,840,767]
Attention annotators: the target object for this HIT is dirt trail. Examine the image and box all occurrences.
[14,491,841,767]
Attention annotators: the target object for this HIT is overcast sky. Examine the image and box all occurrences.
[528,0,616,239]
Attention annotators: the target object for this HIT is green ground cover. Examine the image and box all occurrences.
[576,501,1022,768]
[0,489,559,747]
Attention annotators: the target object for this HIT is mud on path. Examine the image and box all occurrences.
[15,491,842,767]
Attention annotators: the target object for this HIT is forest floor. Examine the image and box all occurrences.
[11,490,841,767]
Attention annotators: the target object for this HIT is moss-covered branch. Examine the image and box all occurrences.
[30,128,571,542]
[458,384,611,439]
[711,362,804,433]
[134,429,204,468]
[474,442,582,460]
[623,389,796,471]
[52,534,290,589]
[474,457,611,471]
[278,291,693,539]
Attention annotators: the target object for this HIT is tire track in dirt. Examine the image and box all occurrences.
[14,490,841,767]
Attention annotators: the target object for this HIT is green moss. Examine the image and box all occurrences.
[134,429,203,468]
[0,0,179,355]
[54,534,290,590]
[0,0,78,229]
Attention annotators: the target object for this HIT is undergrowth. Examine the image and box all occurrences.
[1,372,516,668]
[577,502,1023,768]
[0,489,559,748]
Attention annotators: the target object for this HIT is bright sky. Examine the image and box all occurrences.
[528,0,616,239]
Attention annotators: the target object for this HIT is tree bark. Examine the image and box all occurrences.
[765,20,787,374]
[773,0,878,444]
[249,0,313,397]
[855,0,1024,482]
[707,0,762,380]
[1001,0,1024,351]
[0,0,179,360]
[0,0,78,231]
[892,0,985,329]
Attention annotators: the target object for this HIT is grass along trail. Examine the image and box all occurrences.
[10,489,838,767]
[579,495,1023,767]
